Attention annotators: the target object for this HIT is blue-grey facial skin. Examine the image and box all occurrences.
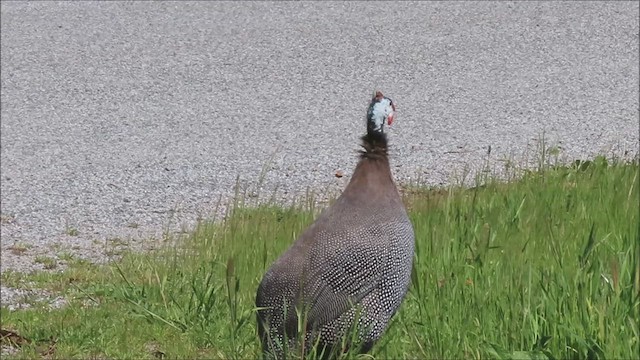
[367,96,395,134]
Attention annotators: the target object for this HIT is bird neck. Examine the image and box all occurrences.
[343,132,395,198]
[359,131,388,161]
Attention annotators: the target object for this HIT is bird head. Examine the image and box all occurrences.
[366,90,396,134]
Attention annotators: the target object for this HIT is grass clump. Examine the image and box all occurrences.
[7,243,31,256]
[33,256,57,270]
[1,157,638,359]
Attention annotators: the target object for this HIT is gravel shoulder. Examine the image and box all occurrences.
[1,2,638,281]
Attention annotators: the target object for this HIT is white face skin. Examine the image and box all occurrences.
[369,97,395,132]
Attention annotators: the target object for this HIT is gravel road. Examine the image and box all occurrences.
[1,2,638,276]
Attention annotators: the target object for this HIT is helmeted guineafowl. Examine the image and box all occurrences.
[256,91,415,359]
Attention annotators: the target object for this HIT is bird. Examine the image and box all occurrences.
[255,91,415,359]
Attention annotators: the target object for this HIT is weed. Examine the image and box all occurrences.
[33,256,57,270]
[7,243,31,256]
[1,213,16,225]
[56,252,75,262]
[106,237,129,247]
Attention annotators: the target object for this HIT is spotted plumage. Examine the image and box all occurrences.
[256,91,415,359]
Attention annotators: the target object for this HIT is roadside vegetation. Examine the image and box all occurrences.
[1,154,638,359]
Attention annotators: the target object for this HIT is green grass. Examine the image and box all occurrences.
[1,157,638,359]
[33,256,58,270]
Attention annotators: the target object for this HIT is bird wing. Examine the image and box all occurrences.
[301,223,391,330]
